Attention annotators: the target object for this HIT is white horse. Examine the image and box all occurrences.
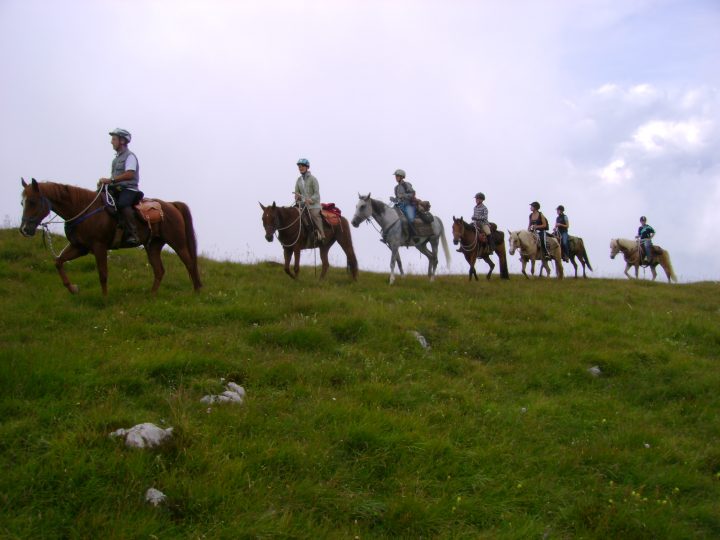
[609,238,677,283]
[351,193,450,284]
[508,230,564,279]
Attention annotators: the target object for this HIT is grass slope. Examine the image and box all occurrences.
[1,228,719,539]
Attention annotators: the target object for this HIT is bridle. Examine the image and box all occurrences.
[456,221,479,252]
[269,206,305,248]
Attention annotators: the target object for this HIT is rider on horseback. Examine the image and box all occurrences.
[98,128,142,246]
[529,202,550,259]
[636,216,655,265]
[555,205,570,262]
[294,158,325,242]
[472,192,495,252]
[390,169,418,241]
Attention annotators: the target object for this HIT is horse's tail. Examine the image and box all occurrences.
[339,216,359,280]
[578,238,593,271]
[494,230,510,279]
[438,218,451,267]
[172,201,202,289]
[660,249,677,283]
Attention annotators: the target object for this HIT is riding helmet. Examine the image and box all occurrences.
[475,192,485,200]
[297,158,310,167]
[530,201,540,209]
[109,128,131,142]
[557,205,565,211]
[393,169,406,178]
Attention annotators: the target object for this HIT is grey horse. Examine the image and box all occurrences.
[351,193,450,284]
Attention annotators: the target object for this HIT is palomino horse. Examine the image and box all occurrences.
[609,238,677,283]
[260,202,358,280]
[351,194,450,284]
[508,230,564,279]
[451,217,509,280]
[19,179,201,295]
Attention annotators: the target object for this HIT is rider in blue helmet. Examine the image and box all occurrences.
[294,158,325,242]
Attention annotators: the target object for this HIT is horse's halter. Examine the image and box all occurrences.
[20,192,52,233]
[454,221,479,252]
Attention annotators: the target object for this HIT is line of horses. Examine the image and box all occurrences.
[19,180,676,295]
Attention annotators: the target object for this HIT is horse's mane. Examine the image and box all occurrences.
[38,181,97,207]
[369,197,387,216]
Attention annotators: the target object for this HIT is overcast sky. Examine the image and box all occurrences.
[2,0,719,281]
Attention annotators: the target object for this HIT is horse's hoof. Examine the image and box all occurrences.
[68,284,79,294]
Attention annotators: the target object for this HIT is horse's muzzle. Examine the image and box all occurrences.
[350,218,361,228]
[453,239,459,245]
[19,223,37,237]
[265,234,273,242]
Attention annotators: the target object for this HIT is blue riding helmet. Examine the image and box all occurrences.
[297,158,310,167]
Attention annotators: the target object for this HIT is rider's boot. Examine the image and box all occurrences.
[119,206,140,246]
[487,234,496,253]
[408,222,419,244]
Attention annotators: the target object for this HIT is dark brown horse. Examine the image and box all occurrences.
[260,202,358,280]
[566,235,593,278]
[451,217,509,280]
[20,179,201,295]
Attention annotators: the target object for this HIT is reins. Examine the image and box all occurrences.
[35,185,109,258]
[274,206,305,248]
[457,223,479,252]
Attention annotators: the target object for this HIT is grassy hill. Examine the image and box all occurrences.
[1,228,719,539]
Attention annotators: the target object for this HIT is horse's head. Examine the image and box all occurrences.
[507,230,520,255]
[20,178,51,237]
[259,201,279,242]
[451,216,464,245]
[609,238,619,259]
[351,193,372,228]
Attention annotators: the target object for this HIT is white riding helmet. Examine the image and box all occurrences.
[109,128,131,142]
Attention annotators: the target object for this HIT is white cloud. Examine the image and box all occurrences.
[599,158,633,184]
[631,119,709,153]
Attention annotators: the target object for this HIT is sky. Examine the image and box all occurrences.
[2,0,719,281]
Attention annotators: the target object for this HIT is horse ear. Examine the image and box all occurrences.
[272,201,276,208]
[367,192,371,199]
[452,215,456,221]
[21,177,27,187]
[259,202,266,210]
[31,178,39,192]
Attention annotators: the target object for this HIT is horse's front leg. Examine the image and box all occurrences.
[521,257,529,279]
[485,256,495,280]
[319,247,330,279]
[389,247,400,284]
[55,243,89,294]
[90,244,109,296]
[293,247,301,277]
[651,265,658,281]
[283,247,295,279]
[570,257,579,278]
[623,263,632,279]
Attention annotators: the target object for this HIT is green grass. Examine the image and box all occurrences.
[1,228,719,538]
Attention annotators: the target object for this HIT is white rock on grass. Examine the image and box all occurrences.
[110,423,174,449]
[410,331,430,349]
[200,382,246,405]
[587,366,602,377]
[145,487,167,506]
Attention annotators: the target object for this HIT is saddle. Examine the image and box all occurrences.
[106,195,165,248]
[394,208,435,241]
[321,202,342,227]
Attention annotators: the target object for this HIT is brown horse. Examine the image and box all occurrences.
[566,235,593,278]
[451,217,509,280]
[260,202,358,280]
[20,179,201,295]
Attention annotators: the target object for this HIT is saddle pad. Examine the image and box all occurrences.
[413,219,434,237]
[322,210,342,226]
[134,199,164,225]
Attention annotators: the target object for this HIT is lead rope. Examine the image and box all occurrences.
[38,186,108,258]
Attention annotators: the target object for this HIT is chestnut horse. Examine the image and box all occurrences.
[260,202,358,280]
[451,217,509,280]
[610,238,677,283]
[20,179,201,295]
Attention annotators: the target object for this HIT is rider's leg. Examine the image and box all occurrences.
[643,240,652,264]
[309,208,325,240]
[116,189,141,245]
[482,223,495,251]
[539,231,549,258]
[404,204,417,238]
[561,232,570,261]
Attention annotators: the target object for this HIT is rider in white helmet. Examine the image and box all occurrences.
[390,169,418,240]
[98,128,141,246]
